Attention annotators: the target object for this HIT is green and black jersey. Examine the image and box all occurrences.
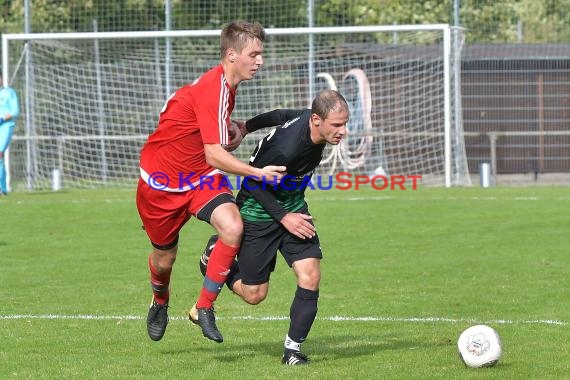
[236,108,325,222]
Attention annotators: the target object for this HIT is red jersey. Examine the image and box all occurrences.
[139,65,235,191]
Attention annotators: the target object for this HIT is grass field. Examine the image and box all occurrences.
[1,186,569,379]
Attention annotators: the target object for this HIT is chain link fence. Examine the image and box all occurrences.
[2,0,570,184]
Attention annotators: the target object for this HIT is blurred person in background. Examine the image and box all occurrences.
[0,71,20,196]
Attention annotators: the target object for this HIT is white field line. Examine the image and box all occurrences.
[0,314,567,326]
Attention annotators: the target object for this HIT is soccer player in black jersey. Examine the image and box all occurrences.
[193,89,349,365]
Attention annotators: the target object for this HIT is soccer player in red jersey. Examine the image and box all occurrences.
[136,21,285,343]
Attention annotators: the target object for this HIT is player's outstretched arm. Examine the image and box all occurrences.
[257,165,288,183]
[244,109,304,134]
[204,143,286,180]
[227,109,305,151]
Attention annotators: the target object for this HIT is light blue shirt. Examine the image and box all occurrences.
[0,86,20,128]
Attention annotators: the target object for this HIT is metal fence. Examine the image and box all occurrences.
[2,0,570,184]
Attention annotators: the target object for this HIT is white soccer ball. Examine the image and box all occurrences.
[457,325,502,368]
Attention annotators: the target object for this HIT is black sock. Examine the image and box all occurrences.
[287,286,319,344]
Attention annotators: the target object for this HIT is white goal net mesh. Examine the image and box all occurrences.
[6,26,470,190]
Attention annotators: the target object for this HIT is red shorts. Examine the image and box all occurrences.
[136,174,234,249]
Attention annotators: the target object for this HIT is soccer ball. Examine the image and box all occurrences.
[457,325,502,368]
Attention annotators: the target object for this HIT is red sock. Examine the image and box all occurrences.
[149,254,171,305]
[196,238,239,309]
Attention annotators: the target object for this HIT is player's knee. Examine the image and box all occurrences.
[217,221,243,245]
[243,293,266,305]
[298,270,321,290]
[295,259,321,290]
[153,249,177,271]
[211,203,243,237]
[302,278,320,291]
[242,287,267,305]
[226,221,244,239]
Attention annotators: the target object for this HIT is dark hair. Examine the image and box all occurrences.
[220,21,266,58]
[311,90,349,120]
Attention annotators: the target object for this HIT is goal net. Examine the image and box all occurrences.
[3,25,470,190]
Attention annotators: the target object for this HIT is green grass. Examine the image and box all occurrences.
[1,186,569,379]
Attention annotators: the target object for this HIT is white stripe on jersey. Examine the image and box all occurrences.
[218,76,230,145]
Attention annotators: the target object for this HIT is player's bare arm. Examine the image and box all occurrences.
[204,143,286,180]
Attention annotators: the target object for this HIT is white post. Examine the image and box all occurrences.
[164,0,172,96]
[452,27,465,186]
[307,0,315,101]
[24,0,35,191]
[443,25,452,187]
[52,168,61,191]
[93,20,108,181]
[480,163,491,188]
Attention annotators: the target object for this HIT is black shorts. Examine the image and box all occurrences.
[238,216,322,286]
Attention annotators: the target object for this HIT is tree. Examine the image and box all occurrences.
[2,0,570,43]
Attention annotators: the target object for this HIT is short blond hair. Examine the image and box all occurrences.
[220,21,266,59]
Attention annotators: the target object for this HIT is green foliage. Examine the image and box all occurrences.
[2,1,570,45]
[513,0,570,42]
[460,1,518,42]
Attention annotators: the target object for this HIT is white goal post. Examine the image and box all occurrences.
[2,24,470,191]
